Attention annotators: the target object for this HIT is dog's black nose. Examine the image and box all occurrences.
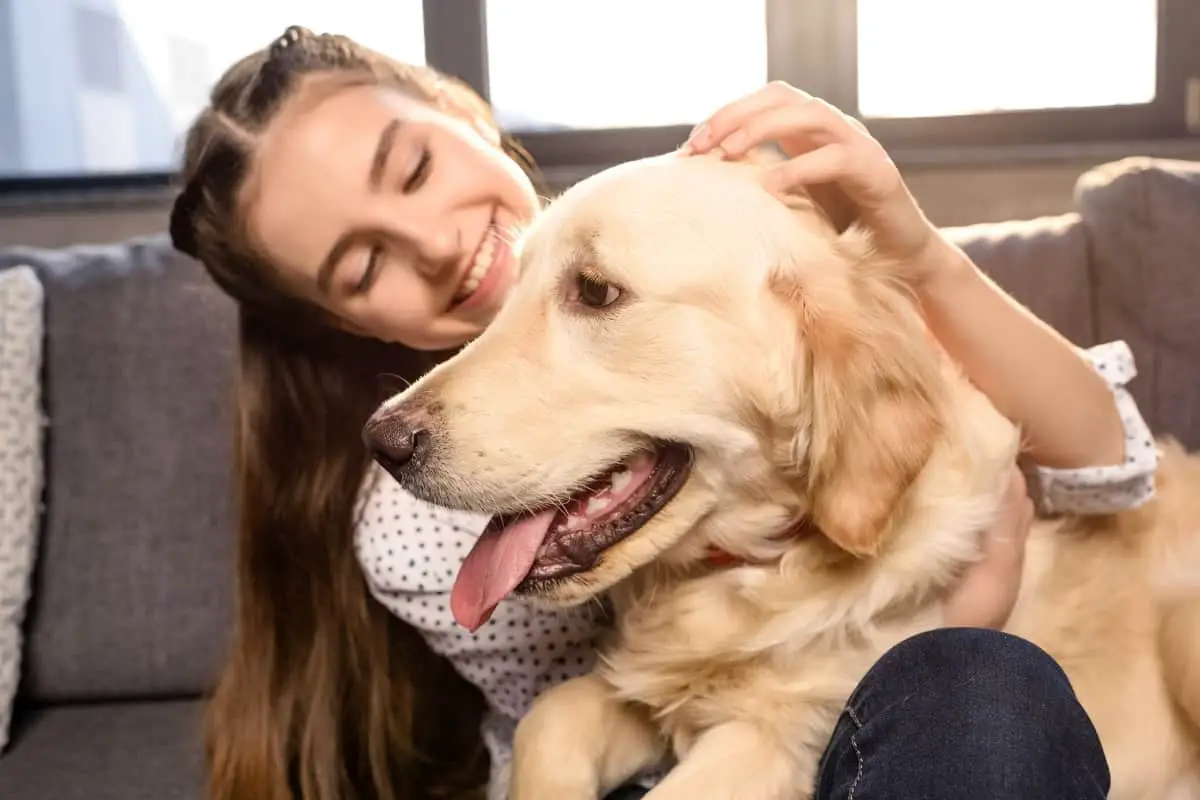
[363,407,430,476]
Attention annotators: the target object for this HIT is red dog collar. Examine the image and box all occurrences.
[703,516,815,568]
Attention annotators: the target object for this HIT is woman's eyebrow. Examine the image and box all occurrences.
[369,118,402,190]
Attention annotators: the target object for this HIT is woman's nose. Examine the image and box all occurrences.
[376,198,463,279]
[413,227,461,279]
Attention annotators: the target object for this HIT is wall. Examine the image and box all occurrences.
[4,145,1200,250]
[0,203,166,248]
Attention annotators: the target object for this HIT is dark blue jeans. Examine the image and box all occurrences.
[605,628,1110,799]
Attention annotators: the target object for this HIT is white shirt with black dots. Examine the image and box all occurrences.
[354,339,1159,800]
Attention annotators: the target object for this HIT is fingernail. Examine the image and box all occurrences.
[688,123,710,148]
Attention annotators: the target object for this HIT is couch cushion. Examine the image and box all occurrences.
[1076,157,1200,449]
[0,236,235,701]
[0,699,204,799]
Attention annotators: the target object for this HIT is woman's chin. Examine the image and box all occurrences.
[406,320,489,353]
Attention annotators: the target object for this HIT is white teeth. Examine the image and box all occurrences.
[455,229,499,301]
[585,497,610,517]
[610,470,632,493]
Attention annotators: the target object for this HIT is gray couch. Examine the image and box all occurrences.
[0,156,1197,799]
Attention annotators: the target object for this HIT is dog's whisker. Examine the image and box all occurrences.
[496,226,523,244]
[377,372,415,391]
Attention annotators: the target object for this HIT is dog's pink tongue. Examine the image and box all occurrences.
[451,510,557,632]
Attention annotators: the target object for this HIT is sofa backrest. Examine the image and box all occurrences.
[951,211,1097,351]
[1076,158,1200,451]
[951,157,1200,451]
[0,236,235,702]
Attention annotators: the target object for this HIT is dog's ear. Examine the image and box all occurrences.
[771,237,946,557]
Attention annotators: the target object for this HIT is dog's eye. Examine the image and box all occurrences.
[573,271,622,309]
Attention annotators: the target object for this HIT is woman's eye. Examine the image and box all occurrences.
[574,272,622,309]
[353,246,383,295]
[403,149,431,193]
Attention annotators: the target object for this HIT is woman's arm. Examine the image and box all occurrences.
[916,238,1126,470]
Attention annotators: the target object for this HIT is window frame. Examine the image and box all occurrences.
[441,0,1198,170]
[1,0,1195,197]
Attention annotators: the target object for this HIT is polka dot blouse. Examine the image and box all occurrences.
[354,338,1157,799]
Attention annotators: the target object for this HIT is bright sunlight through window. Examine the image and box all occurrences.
[856,0,1158,118]
[486,0,769,131]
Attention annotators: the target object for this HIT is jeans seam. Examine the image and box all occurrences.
[846,706,865,800]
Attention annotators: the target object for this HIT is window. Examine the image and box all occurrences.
[0,0,424,179]
[74,7,125,93]
[472,0,1191,171]
[841,0,1191,150]
[1,0,1194,187]
[856,0,1158,119]
[485,0,767,132]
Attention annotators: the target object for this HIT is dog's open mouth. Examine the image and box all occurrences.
[450,442,694,631]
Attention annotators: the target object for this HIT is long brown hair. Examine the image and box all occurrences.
[169,26,539,800]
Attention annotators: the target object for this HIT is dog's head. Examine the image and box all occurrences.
[363,150,974,630]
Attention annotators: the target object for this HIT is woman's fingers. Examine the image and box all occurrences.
[707,101,839,160]
[984,466,1034,572]
[680,81,921,253]
[687,81,820,153]
[761,144,851,192]
[941,466,1034,630]
[683,88,884,204]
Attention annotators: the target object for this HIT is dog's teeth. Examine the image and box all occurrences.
[585,497,610,517]
[610,470,632,493]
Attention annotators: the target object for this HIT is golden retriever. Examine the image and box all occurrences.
[362,150,1200,800]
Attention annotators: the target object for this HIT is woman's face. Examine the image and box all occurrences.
[244,76,539,351]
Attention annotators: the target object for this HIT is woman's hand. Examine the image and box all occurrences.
[942,465,1034,630]
[682,81,944,281]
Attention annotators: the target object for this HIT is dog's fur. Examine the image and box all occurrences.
[368,151,1200,799]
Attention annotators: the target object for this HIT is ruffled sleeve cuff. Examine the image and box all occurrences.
[1031,341,1158,515]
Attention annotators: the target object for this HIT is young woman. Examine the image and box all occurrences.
[170,26,1156,800]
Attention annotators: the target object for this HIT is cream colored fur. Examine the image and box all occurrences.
[374,151,1200,800]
